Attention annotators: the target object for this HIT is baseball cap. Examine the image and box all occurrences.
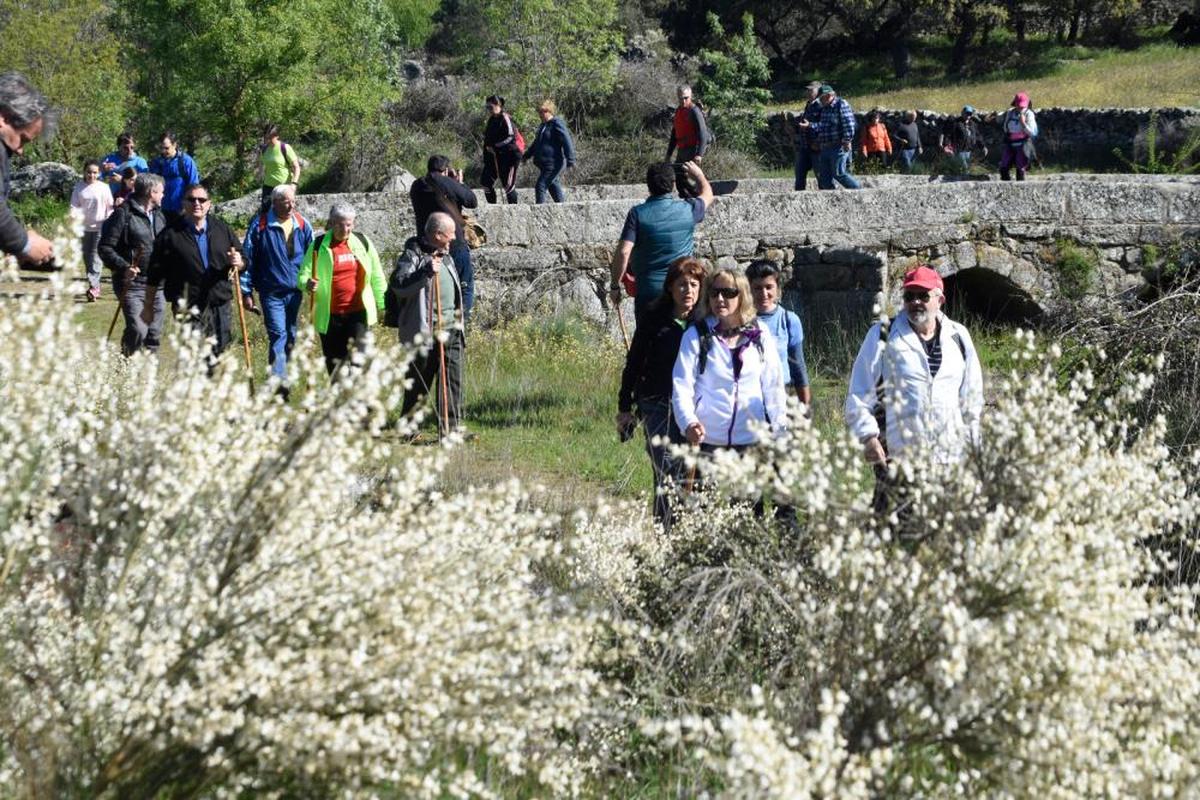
[1013,92,1029,108]
[818,84,835,96]
[962,104,975,115]
[901,265,943,292]
[804,80,822,90]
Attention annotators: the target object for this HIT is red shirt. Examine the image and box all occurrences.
[329,239,365,314]
[673,106,700,150]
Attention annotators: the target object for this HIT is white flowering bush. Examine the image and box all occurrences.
[0,293,607,798]
[605,332,1200,798]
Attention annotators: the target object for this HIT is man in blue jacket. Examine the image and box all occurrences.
[149,131,201,223]
[241,183,314,383]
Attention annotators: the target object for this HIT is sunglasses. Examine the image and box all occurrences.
[709,286,739,300]
[903,291,931,303]
[184,196,209,204]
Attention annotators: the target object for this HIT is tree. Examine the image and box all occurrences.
[0,0,132,165]
[441,0,622,120]
[696,12,771,152]
[111,0,397,188]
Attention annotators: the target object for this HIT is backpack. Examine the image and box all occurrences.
[695,320,765,376]
[512,117,526,155]
[871,317,967,447]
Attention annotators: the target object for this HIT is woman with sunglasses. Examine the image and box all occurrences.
[617,256,707,526]
[672,266,788,455]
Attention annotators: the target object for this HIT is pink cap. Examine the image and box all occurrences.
[901,265,943,292]
[1013,92,1030,108]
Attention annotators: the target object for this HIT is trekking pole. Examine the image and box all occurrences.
[229,251,255,391]
[106,246,142,342]
[615,304,630,351]
[432,260,451,437]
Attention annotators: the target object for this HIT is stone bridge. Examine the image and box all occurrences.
[217,173,1200,337]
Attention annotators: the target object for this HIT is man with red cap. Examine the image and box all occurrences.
[845,265,984,507]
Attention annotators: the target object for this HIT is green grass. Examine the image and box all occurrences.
[772,37,1200,113]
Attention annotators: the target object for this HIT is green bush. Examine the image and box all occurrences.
[1052,238,1099,300]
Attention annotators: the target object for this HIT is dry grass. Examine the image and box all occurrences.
[850,44,1200,113]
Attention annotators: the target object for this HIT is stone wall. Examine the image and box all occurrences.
[217,176,1200,335]
[759,106,1200,169]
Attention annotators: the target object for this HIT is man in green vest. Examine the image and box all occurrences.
[608,160,714,320]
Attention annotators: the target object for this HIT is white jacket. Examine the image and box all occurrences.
[845,311,984,463]
[672,316,788,447]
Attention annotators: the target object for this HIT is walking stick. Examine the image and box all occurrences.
[432,260,450,437]
[615,303,630,351]
[106,245,142,341]
[230,252,254,391]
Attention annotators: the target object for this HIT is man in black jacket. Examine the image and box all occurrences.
[409,154,478,321]
[0,72,56,265]
[144,183,243,363]
[99,172,166,355]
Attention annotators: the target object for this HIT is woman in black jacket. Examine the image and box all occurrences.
[521,99,576,204]
[616,256,706,526]
[481,95,520,204]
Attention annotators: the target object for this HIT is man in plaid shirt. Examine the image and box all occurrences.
[797,84,862,191]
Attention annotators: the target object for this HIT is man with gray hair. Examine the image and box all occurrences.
[389,211,465,435]
[298,202,386,375]
[0,71,56,264]
[98,171,166,354]
[242,182,313,383]
[665,84,711,200]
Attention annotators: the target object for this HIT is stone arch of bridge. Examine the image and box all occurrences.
[941,267,1044,326]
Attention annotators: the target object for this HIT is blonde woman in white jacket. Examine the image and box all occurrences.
[672,266,788,452]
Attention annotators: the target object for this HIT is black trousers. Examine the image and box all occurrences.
[319,310,368,375]
[401,329,464,434]
[482,149,519,204]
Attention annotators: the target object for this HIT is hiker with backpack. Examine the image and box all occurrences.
[298,201,386,375]
[257,123,300,210]
[148,131,200,224]
[844,265,984,511]
[241,183,314,386]
[522,99,576,204]
[389,212,465,436]
[938,106,983,171]
[617,256,706,526]
[98,172,166,356]
[665,85,711,199]
[672,265,788,454]
[1000,92,1038,181]
[410,155,478,322]
[794,84,861,190]
[481,95,522,204]
[745,260,811,408]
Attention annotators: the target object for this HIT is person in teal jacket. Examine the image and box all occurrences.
[298,202,386,375]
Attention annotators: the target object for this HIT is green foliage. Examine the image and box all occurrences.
[0,0,131,166]
[445,0,622,119]
[1052,238,1098,300]
[5,195,69,230]
[111,0,397,190]
[383,0,440,48]
[1115,110,1200,175]
[696,13,770,153]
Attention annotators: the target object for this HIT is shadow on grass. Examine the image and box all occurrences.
[466,390,569,428]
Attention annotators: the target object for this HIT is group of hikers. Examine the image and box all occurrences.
[792,81,1042,189]
[610,158,984,526]
[3,70,987,525]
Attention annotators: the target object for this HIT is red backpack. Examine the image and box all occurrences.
[510,114,526,154]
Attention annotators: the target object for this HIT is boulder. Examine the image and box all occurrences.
[9,162,77,201]
[381,167,417,194]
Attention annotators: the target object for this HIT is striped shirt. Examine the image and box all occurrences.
[920,322,943,378]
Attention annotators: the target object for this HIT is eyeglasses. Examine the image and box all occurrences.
[709,286,739,300]
[903,291,931,303]
[184,196,209,204]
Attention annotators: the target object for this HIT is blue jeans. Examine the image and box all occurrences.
[534,161,566,203]
[817,146,861,190]
[639,398,683,526]
[898,147,918,171]
[794,145,816,190]
[450,241,474,322]
[260,288,301,379]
